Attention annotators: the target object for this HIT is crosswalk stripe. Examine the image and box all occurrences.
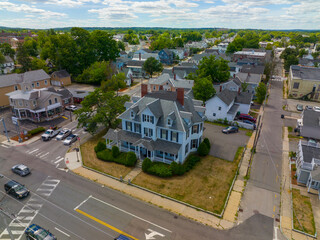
[54,158,64,164]
[1,144,9,148]
[56,156,61,159]
[28,148,39,154]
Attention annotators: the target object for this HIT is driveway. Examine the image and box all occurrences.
[203,123,250,161]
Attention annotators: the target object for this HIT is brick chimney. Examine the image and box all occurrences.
[177,88,184,106]
[238,87,241,95]
[139,53,141,61]
[141,84,148,97]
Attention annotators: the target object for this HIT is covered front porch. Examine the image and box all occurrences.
[104,129,181,165]
[306,168,320,199]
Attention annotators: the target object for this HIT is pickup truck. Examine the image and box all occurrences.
[41,129,60,141]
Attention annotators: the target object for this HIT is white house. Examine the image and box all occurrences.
[104,84,206,164]
[205,89,252,122]
[0,56,14,74]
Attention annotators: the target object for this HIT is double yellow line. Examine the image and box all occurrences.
[75,209,138,240]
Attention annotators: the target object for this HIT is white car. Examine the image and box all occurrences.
[65,105,78,111]
[313,106,320,112]
[56,128,72,140]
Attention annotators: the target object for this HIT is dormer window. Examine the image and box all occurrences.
[33,100,37,107]
[167,118,172,126]
[130,111,135,119]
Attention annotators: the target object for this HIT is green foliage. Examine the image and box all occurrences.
[0,52,5,64]
[170,161,186,176]
[75,88,130,134]
[16,42,32,72]
[96,149,113,162]
[148,163,173,177]
[28,127,45,136]
[256,82,267,104]
[0,43,15,59]
[76,61,113,85]
[23,37,38,57]
[142,158,152,172]
[112,145,120,158]
[123,31,139,45]
[184,155,201,172]
[117,41,125,51]
[197,142,210,156]
[30,58,49,73]
[192,77,216,103]
[181,31,202,42]
[226,32,259,53]
[142,57,163,78]
[101,73,127,92]
[125,152,137,167]
[94,141,106,153]
[203,138,211,150]
[241,82,249,92]
[197,55,230,83]
[284,55,299,71]
[298,49,307,58]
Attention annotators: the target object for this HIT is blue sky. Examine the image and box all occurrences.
[0,0,319,29]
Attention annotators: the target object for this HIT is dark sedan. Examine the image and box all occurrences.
[222,126,239,134]
[4,180,30,199]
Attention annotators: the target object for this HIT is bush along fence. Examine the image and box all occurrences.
[88,138,246,218]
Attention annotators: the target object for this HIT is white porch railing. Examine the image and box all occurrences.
[301,162,314,171]
[154,156,173,164]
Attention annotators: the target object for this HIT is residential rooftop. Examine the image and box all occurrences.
[291,65,320,81]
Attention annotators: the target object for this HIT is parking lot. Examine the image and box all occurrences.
[203,122,250,161]
[286,99,320,113]
[0,107,77,138]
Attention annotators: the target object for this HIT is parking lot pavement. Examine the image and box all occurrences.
[203,123,250,161]
[286,98,320,113]
[0,107,76,138]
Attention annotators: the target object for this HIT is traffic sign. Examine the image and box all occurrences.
[11,117,18,125]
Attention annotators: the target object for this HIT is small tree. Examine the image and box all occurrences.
[143,57,163,78]
[112,146,120,158]
[241,82,249,92]
[142,158,152,172]
[203,138,211,150]
[256,82,267,104]
[197,142,209,156]
[192,77,216,103]
[125,152,137,167]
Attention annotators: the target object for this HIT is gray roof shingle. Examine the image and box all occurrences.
[291,65,320,81]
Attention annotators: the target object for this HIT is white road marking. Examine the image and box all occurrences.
[74,195,92,210]
[273,226,278,240]
[28,148,39,154]
[90,196,172,233]
[1,144,9,148]
[56,156,61,159]
[39,152,50,158]
[145,229,165,240]
[54,157,64,164]
[35,152,43,156]
[57,168,69,172]
[55,227,71,237]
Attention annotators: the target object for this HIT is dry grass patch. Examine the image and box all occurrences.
[80,129,132,178]
[292,188,316,235]
[133,147,244,214]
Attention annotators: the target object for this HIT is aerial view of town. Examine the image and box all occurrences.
[0,0,319,239]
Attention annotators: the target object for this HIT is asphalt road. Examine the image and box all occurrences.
[238,58,286,239]
[0,133,274,240]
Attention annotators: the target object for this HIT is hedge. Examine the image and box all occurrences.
[94,141,106,153]
[142,154,201,178]
[112,146,120,158]
[28,127,45,136]
[197,142,209,156]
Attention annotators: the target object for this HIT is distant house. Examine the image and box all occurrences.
[299,58,320,68]
[69,89,91,104]
[116,57,131,71]
[288,65,320,101]
[159,49,173,65]
[0,56,14,74]
[126,60,146,78]
[236,72,262,95]
[47,87,73,107]
[213,78,241,93]
[51,70,71,86]
[297,109,320,140]
[205,89,252,122]
[228,62,240,77]
[132,52,159,61]
[217,42,229,53]
[233,50,267,65]
[135,49,154,55]
[149,73,194,92]
[296,140,320,194]
[104,85,205,164]
[6,87,64,122]
[169,48,188,60]
[119,51,128,58]
[0,69,51,107]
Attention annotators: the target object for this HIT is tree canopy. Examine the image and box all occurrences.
[76,61,113,85]
[197,55,230,83]
[192,77,216,103]
[256,82,267,104]
[143,57,163,78]
[101,72,127,93]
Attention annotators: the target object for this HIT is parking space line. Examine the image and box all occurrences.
[74,195,92,210]
[55,227,71,237]
[90,196,172,233]
[75,209,138,240]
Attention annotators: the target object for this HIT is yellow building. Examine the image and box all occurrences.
[0,69,51,107]
[288,65,320,101]
[51,70,71,86]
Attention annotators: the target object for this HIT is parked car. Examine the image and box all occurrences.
[243,120,256,129]
[114,235,133,240]
[222,126,239,134]
[25,224,56,240]
[313,106,320,112]
[12,164,31,176]
[63,134,78,145]
[65,105,78,111]
[305,105,313,110]
[56,128,72,140]
[238,114,256,123]
[296,104,303,111]
[4,180,29,199]
[41,129,60,141]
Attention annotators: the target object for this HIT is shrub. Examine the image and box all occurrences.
[94,141,106,153]
[170,161,186,176]
[112,146,120,158]
[125,152,137,167]
[203,138,211,150]
[148,163,172,177]
[28,127,45,136]
[197,142,209,156]
[142,158,152,172]
[184,154,200,172]
[96,149,113,162]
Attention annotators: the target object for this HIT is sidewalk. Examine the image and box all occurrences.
[64,129,258,230]
[1,135,41,147]
[280,127,317,240]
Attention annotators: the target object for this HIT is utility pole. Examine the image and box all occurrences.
[1,118,10,142]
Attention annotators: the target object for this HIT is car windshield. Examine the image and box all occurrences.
[66,136,72,140]
[35,229,49,238]
[12,185,24,191]
[58,132,64,136]
[227,127,233,130]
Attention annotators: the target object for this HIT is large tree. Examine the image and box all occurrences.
[76,61,113,85]
[16,42,32,72]
[256,82,267,104]
[31,58,49,73]
[0,43,15,59]
[143,57,163,78]
[197,55,230,83]
[284,55,298,71]
[101,72,127,94]
[75,88,130,134]
[192,77,216,103]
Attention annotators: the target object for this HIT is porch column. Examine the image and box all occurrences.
[307,176,312,193]
[18,109,21,119]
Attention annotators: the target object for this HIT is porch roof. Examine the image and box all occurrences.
[311,167,320,182]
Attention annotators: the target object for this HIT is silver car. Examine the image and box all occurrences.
[63,134,78,145]
[56,128,72,140]
[12,164,31,176]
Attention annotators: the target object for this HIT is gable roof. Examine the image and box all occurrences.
[149,73,194,89]
[236,72,261,84]
[215,88,252,106]
[216,89,236,105]
[302,109,320,129]
[52,70,70,78]
[127,60,144,67]
[291,65,320,81]
[241,65,265,75]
